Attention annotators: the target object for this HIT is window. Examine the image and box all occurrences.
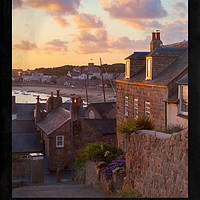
[133,99,138,119]
[56,136,64,148]
[125,59,130,79]
[146,57,152,80]
[179,85,188,115]
[89,110,95,119]
[144,101,150,118]
[124,96,128,116]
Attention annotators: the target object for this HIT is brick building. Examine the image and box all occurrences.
[116,31,188,150]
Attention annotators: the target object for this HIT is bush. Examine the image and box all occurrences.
[12,154,21,162]
[102,155,125,180]
[117,115,155,135]
[74,142,124,168]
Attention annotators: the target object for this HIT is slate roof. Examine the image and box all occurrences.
[12,96,17,114]
[36,106,71,135]
[83,118,116,134]
[12,132,42,153]
[148,47,187,57]
[85,102,116,118]
[118,48,188,86]
[125,52,150,60]
[12,120,37,133]
[176,74,188,85]
[163,41,188,48]
[16,104,35,120]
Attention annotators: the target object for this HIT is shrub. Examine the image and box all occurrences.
[12,154,21,162]
[117,115,155,135]
[74,142,124,168]
[164,124,184,134]
[102,155,126,180]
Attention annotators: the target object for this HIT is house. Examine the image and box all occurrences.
[34,91,116,171]
[84,102,116,119]
[115,30,188,150]
[166,74,188,128]
[12,96,43,158]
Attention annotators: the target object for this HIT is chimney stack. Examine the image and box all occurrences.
[150,30,163,51]
[70,97,81,122]
[46,92,54,113]
[35,95,41,123]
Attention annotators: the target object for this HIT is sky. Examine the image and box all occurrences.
[12,0,188,70]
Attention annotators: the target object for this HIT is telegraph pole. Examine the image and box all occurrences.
[100,58,106,102]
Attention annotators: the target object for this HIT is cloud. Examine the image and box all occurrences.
[172,12,185,18]
[12,0,24,9]
[75,29,110,54]
[99,0,168,19]
[72,13,104,29]
[43,39,68,53]
[13,40,38,50]
[53,17,70,28]
[26,0,81,16]
[171,1,187,12]
[110,36,149,51]
[121,19,162,30]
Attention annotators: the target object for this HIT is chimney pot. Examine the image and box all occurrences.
[56,90,60,97]
[71,97,75,105]
[157,32,160,40]
[51,92,53,97]
[36,95,40,103]
[152,32,156,40]
[76,97,79,105]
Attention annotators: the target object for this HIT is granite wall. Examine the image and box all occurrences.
[126,129,188,198]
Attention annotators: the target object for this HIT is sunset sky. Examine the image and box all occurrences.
[12,0,188,70]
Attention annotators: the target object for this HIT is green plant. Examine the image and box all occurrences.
[136,114,155,130]
[117,115,155,135]
[12,154,21,162]
[164,124,184,134]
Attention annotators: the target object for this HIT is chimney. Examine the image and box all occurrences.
[70,97,81,122]
[54,90,62,109]
[150,30,163,51]
[46,92,54,113]
[35,95,41,123]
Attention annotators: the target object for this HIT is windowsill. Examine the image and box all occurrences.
[177,114,188,119]
[56,146,64,148]
[145,78,152,81]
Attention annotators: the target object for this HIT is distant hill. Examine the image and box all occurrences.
[34,63,125,77]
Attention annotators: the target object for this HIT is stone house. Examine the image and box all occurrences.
[116,30,188,150]
[84,102,116,119]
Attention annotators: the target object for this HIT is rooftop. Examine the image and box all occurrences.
[36,106,71,135]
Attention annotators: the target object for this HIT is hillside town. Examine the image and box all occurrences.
[12,31,188,198]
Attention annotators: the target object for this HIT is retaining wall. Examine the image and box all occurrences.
[126,129,188,198]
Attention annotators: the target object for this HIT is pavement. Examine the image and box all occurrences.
[12,170,113,198]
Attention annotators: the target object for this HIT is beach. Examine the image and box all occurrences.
[12,85,116,103]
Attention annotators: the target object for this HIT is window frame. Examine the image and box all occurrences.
[124,96,129,116]
[145,57,152,80]
[133,98,138,119]
[56,136,64,148]
[125,59,130,79]
[144,101,150,118]
[179,85,188,115]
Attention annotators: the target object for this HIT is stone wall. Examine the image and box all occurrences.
[126,129,188,198]
[130,59,146,77]
[116,81,168,149]
[12,160,30,178]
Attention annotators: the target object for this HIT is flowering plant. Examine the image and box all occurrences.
[102,155,126,180]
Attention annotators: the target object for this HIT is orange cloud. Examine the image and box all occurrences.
[26,0,81,16]
[13,40,38,50]
[72,13,104,29]
[53,17,70,28]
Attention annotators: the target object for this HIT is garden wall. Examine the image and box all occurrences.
[85,160,125,192]
[12,160,30,178]
[126,129,188,198]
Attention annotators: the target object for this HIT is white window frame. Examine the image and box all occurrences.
[124,96,129,116]
[179,85,188,115]
[133,98,138,119]
[89,109,95,119]
[125,59,130,79]
[145,57,152,80]
[56,136,64,148]
[144,101,150,118]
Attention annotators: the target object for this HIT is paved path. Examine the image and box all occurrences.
[12,171,112,198]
